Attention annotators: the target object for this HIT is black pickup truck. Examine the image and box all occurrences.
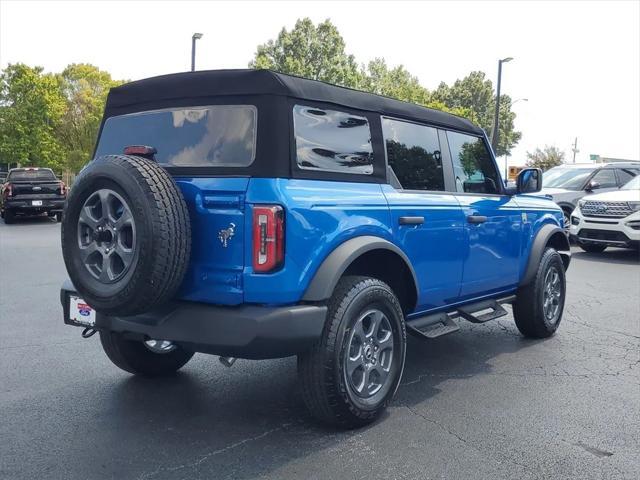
[1,168,66,224]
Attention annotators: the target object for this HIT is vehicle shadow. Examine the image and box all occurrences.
[69,319,540,479]
[1,214,58,226]
[572,248,640,265]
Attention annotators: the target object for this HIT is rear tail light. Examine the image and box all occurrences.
[2,183,11,198]
[252,205,285,273]
[60,182,66,196]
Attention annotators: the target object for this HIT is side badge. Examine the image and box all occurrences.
[218,223,236,248]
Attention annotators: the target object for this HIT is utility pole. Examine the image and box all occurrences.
[491,57,513,151]
[191,33,203,71]
[571,137,579,163]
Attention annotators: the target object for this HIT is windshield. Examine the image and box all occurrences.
[543,167,595,190]
[95,105,257,167]
[622,175,640,190]
[7,169,57,182]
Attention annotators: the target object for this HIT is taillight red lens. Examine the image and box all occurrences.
[252,205,285,273]
[60,182,66,196]
[2,183,11,198]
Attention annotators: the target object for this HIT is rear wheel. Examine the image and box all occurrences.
[298,276,406,428]
[579,243,607,253]
[99,331,194,376]
[513,248,566,338]
[3,209,15,224]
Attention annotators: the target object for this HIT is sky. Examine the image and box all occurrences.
[1,0,639,171]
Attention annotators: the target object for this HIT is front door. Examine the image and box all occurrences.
[444,131,521,299]
[381,118,466,312]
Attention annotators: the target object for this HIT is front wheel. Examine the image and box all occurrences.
[298,276,406,428]
[99,331,194,376]
[513,248,566,338]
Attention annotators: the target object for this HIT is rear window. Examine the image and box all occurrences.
[95,105,257,167]
[293,105,373,175]
[8,169,57,181]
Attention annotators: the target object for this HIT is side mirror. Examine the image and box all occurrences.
[585,180,600,191]
[514,168,543,194]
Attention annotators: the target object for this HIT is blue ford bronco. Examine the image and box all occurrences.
[60,69,570,428]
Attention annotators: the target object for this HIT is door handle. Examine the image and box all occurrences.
[467,215,488,224]
[399,216,424,225]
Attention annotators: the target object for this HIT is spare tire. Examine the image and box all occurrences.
[61,155,191,316]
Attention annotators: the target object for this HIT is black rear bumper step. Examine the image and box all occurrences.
[406,295,515,339]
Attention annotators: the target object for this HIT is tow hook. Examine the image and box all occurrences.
[81,327,97,338]
[219,356,237,368]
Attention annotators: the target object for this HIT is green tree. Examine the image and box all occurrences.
[56,64,123,172]
[525,145,565,171]
[430,71,521,156]
[249,18,363,88]
[363,58,430,104]
[0,63,66,169]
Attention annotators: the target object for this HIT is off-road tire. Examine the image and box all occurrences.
[99,331,194,376]
[298,276,406,428]
[579,243,607,253]
[61,155,191,316]
[513,248,566,338]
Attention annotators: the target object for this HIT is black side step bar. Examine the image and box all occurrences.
[406,295,516,340]
[457,299,509,324]
[406,312,460,339]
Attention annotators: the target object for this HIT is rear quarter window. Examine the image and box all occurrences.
[95,105,257,167]
[293,105,374,175]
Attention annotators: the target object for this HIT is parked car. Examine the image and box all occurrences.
[59,69,570,428]
[569,175,640,252]
[1,167,67,224]
[541,162,640,228]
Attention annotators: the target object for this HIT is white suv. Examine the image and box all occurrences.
[569,175,640,252]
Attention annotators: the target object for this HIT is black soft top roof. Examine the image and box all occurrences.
[105,69,483,135]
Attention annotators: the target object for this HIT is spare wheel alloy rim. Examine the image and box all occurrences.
[77,188,136,283]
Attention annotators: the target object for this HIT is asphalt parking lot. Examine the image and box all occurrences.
[1,217,638,480]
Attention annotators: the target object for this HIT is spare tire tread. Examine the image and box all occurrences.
[62,155,191,316]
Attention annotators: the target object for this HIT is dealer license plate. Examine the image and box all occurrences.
[68,296,96,327]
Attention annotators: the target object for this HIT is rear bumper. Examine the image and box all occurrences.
[3,198,65,211]
[60,280,327,360]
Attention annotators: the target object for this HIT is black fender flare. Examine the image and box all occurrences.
[302,235,419,302]
[520,223,571,287]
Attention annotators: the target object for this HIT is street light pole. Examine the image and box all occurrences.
[491,57,513,152]
[191,33,203,72]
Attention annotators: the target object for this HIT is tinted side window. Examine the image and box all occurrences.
[293,105,373,175]
[447,131,500,194]
[591,169,617,188]
[382,118,444,191]
[616,168,639,186]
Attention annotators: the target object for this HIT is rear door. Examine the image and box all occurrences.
[94,104,258,304]
[444,131,521,298]
[381,117,466,312]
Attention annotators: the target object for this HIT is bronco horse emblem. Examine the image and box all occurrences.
[218,223,236,247]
